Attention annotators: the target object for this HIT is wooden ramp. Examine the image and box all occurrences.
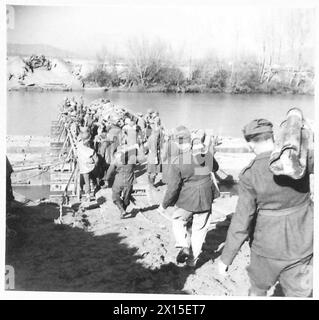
[49,120,79,203]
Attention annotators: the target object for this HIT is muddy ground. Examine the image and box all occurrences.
[6,172,282,296]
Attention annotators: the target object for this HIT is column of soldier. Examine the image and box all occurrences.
[60,98,314,297]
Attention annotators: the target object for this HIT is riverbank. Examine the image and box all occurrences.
[8,84,314,95]
[97,84,314,95]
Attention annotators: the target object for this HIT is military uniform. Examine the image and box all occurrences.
[77,137,99,197]
[161,138,180,184]
[162,126,219,264]
[105,150,136,216]
[104,125,122,166]
[146,129,161,187]
[94,130,109,180]
[221,119,313,297]
[123,124,138,146]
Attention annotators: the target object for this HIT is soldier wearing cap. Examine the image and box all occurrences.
[218,119,313,297]
[159,125,219,266]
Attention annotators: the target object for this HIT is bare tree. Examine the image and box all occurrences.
[126,36,169,86]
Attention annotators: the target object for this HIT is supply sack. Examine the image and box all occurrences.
[269,108,311,180]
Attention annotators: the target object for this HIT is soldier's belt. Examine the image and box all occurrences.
[258,200,311,217]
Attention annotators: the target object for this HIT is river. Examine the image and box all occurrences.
[7,91,314,138]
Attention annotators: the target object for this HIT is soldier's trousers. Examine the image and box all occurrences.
[172,207,211,260]
[80,167,100,195]
[247,251,313,297]
[112,182,133,211]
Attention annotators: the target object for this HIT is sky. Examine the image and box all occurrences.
[6,2,315,61]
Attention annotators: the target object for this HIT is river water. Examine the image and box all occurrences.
[8,91,314,200]
[7,90,314,137]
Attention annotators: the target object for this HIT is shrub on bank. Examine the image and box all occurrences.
[156,67,185,88]
[184,84,207,93]
[230,63,260,94]
[84,68,121,87]
[207,69,229,92]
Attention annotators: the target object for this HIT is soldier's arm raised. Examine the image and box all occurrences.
[220,173,257,266]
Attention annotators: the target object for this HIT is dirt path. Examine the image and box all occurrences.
[6,180,259,296]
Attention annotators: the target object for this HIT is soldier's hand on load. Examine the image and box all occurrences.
[217,258,228,276]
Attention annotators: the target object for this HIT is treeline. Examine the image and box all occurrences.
[83,33,314,95]
[84,60,314,95]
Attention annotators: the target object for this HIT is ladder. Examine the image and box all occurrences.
[49,119,80,204]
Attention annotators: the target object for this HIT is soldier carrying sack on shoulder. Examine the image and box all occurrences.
[218,116,313,297]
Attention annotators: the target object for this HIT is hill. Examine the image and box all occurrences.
[7,43,84,59]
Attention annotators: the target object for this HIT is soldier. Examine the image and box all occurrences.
[104,114,123,169]
[77,131,99,201]
[218,119,313,297]
[122,117,138,147]
[145,123,161,189]
[144,109,155,140]
[104,145,138,219]
[94,123,110,186]
[136,112,146,131]
[158,126,219,266]
[6,156,14,207]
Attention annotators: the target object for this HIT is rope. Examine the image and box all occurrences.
[13,168,49,184]
[13,160,66,184]
[12,160,65,173]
